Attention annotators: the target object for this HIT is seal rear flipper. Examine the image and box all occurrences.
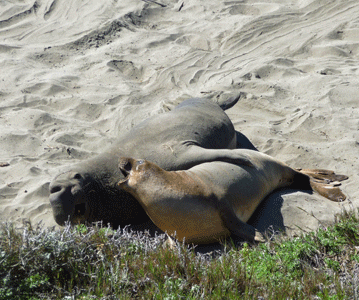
[292,170,347,202]
[236,131,258,150]
[309,180,347,202]
[213,92,243,110]
[298,169,348,183]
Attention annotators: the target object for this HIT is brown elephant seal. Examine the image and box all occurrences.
[49,95,256,228]
[117,149,347,244]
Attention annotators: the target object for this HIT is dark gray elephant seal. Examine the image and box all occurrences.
[117,150,347,244]
[49,95,255,227]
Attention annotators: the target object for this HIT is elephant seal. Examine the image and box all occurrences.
[49,95,255,227]
[117,149,347,244]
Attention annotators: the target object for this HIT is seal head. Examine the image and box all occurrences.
[49,155,147,227]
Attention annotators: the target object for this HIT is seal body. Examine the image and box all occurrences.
[49,96,250,227]
[118,149,347,244]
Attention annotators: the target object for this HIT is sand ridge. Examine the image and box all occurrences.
[0,0,358,234]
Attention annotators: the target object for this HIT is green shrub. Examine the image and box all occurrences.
[1,210,359,299]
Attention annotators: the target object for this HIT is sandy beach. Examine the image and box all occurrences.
[0,0,358,235]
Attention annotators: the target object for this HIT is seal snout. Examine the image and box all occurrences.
[49,171,88,226]
[50,185,62,194]
[49,183,75,226]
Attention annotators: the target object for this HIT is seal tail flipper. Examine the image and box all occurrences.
[295,169,348,202]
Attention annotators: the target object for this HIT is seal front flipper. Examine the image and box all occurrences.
[219,203,265,243]
[180,146,255,169]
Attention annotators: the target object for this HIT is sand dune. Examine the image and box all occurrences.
[0,0,358,235]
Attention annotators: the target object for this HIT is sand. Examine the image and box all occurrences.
[0,0,358,235]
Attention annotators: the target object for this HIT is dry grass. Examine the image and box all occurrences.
[1,210,359,299]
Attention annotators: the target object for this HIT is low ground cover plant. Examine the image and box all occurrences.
[1,209,359,299]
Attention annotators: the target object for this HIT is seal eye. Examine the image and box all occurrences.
[74,173,82,180]
[135,159,145,171]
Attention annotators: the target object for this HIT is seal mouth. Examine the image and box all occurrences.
[118,174,129,185]
[118,158,133,185]
[118,165,130,185]
[70,194,89,224]
[74,202,87,219]
[119,167,129,178]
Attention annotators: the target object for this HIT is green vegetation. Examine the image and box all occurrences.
[1,210,359,299]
